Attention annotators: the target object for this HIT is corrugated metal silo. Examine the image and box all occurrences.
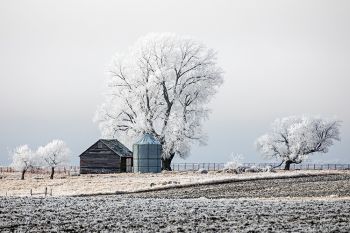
[133,133,162,173]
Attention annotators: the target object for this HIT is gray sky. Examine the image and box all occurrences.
[1,0,349,165]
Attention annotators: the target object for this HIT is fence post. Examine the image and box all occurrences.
[328,164,330,170]
[45,187,47,197]
[214,163,216,171]
[335,164,337,170]
[30,189,32,196]
[184,163,186,170]
[192,163,194,171]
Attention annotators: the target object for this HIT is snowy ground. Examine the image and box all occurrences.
[124,173,350,200]
[0,172,349,232]
[1,196,349,232]
[0,170,347,197]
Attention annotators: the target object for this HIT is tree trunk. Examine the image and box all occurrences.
[50,167,55,179]
[161,153,175,171]
[21,169,26,180]
[284,160,293,170]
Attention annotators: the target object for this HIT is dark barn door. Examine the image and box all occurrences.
[120,157,126,172]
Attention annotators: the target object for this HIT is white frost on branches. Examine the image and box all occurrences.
[94,33,223,166]
[11,145,35,171]
[37,139,70,168]
[255,116,341,167]
[10,145,36,179]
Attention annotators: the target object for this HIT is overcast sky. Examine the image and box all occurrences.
[1,0,349,165]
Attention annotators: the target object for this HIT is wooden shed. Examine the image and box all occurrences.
[79,139,133,174]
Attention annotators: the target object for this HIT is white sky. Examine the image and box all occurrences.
[0,0,349,165]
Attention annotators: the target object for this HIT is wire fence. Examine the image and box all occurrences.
[171,163,350,171]
[1,163,349,174]
[0,166,80,174]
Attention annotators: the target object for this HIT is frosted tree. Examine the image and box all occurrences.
[37,139,70,179]
[256,116,341,170]
[95,33,223,170]
[10,145,36,180]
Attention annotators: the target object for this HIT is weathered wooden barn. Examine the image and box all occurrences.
[79,139,133,174]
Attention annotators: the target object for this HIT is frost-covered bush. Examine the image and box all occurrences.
[223,153,244,173]
[262,165,276,173]
[244,165,275,173]
[197,169,208,174]
[245,166,260,173]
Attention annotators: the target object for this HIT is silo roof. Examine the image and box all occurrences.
[135,133,160,144]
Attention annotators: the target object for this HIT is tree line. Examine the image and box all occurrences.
[10,139,70,180]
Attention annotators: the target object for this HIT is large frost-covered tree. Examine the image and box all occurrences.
[10,145,36,180]
[256,116,341,170]
[95,33,223,170]
[37,140,70,179]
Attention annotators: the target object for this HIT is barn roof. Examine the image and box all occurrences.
[79,139,132,158]
[100,139,132,157]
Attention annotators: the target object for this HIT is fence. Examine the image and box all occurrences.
[0,166,80,174]
[1,163,350,173]
[171,163,350,171]
[30,187,52,197]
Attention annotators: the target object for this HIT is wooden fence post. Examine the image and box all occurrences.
[45,187,47,197]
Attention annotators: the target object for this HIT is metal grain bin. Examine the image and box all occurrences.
[133,133,162,173]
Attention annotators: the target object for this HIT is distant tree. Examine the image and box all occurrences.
[37,140,70,179]
[256,116,341,170]
[11,145,36,180]
[95,33,223,170]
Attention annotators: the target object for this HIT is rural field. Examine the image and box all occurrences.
[0,170,346,197]
[0,171,350,232]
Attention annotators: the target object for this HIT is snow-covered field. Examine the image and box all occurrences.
[0,170,347,197]
[0,171,349,232]
[1,196,349,232]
